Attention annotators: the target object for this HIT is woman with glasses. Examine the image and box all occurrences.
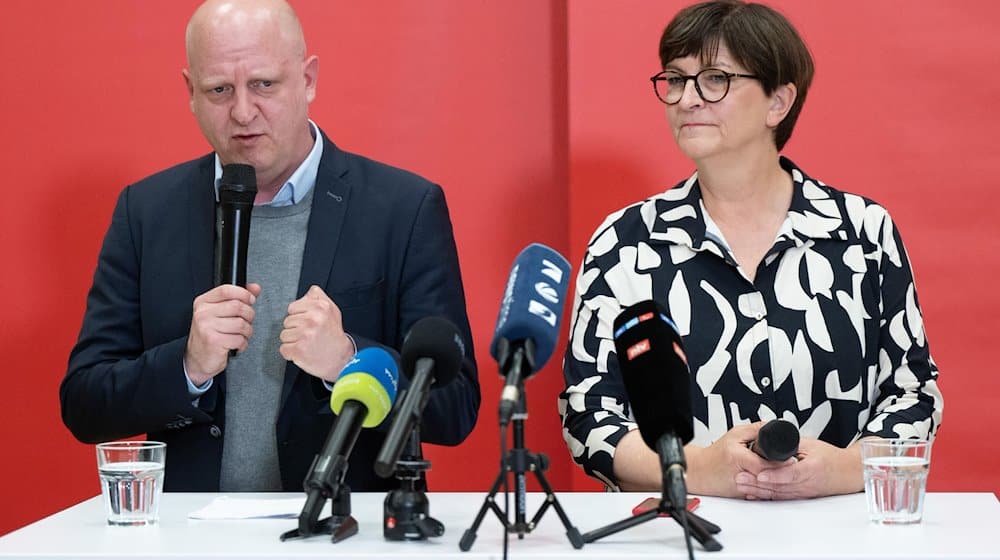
[560,0,942,500]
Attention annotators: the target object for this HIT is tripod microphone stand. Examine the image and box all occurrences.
[383,426,444,540]
[581,444,723,552]
[459,384,583,551]
[582,495,722,551]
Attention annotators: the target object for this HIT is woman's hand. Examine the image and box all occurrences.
[734,437,864,500]
[685,422,778,498]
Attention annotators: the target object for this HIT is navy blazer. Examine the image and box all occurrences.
[61,131,480,492]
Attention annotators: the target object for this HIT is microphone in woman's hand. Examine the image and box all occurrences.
[747,419,800,462]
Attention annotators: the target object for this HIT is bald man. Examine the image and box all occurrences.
[61,0,480,493]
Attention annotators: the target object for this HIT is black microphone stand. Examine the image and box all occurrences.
[383,426,444,540]
[581,452,723,552]
[279,413,363,544]
[279,461,358,543]
[459,381,583,551]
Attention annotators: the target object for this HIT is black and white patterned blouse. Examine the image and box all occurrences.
[559,157,943,489]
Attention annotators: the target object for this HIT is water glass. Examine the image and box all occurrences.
[96,441,166,526]
[861,439,931,524]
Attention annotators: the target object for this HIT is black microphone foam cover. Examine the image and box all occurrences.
[219,163,257,203]
[754,419,800,462]
[400,317,465,386]
[613,300,693,447]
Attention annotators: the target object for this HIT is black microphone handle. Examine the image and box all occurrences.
[497,345,526,426]
[304,400,366,496]
[374,358,434,478]
[297,490,326,538]
[497,337,538,426]
[218,198,253,357]
[219,203,252,287]
[298,399,366,535]
[656,433,688,511]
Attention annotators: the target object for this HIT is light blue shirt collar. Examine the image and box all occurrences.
[213,119,323,207]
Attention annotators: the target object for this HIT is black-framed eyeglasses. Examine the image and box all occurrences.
[650,68,760,105]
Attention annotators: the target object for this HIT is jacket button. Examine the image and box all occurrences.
[209,425,222,438]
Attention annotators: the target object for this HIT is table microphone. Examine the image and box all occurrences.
[588,301,722,553]
[747,419,800,462]
[307,348,399,494]
[295,347,399,538]
[374,317,464,478]
[612,299,692,510]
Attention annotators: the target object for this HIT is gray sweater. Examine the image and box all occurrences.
[219,190,313,491]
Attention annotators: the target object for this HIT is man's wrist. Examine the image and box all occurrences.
[343,332,358,357]
[183,357,213,397]
[321,333,358,391]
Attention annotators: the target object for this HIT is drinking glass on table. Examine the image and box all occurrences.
[96,441,166,526]
[861,439,931,524]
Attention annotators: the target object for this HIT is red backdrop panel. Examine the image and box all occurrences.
[0,0,571,535]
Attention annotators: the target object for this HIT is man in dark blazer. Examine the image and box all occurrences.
[60,0,479,493]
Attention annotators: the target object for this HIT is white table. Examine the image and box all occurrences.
[1,492,998,559]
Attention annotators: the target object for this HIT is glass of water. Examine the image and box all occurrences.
[96,441,166,526]
[861,439,931,524]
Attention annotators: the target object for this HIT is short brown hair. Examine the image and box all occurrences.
[658,0,814,151]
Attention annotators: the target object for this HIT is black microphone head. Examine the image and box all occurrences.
[755,419,800,461]
[400,317,465,386]
[219,163,257,204]
[613,300,693,448]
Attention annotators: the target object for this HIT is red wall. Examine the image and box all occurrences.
[1,0,996,535]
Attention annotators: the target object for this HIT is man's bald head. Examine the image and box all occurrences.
[186,0,306,69]
[182,0,319,197]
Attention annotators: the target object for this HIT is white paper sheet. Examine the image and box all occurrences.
[188,496,305,520]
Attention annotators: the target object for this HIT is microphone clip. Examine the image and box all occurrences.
[494,337,537,375]
[496,338,537,426]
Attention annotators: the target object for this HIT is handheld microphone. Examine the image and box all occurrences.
[491,243,571,425]
[218,163,257,287]
[374,317,465,478]
[613,300,692,510]
[748,419,800,462]
[298,347,398,536]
